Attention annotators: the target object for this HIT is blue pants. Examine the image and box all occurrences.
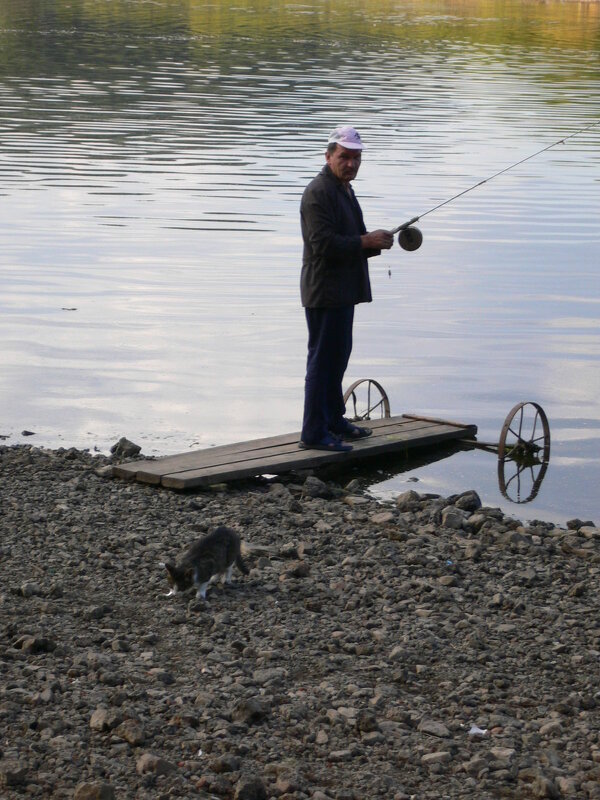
[301,306,354,444]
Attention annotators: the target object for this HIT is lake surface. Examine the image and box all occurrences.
[1,0,599,524]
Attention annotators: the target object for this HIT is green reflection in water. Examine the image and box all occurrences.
[1,0,599,77]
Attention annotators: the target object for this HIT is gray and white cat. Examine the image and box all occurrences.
[162,526,248,600]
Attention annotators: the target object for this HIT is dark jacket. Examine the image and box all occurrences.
[300,165,379,308]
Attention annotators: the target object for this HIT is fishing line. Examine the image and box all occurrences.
[391,119,600,251]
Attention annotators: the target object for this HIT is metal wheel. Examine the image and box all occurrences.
[498,401,550,462]
[343,378,391,421]
[497,401,551,503]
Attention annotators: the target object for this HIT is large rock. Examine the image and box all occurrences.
[110,437,141,457]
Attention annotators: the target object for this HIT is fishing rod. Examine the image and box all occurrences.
[391,119,600,251]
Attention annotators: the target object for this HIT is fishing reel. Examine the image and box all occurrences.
[398,226,423,251]
[392,217,423,251]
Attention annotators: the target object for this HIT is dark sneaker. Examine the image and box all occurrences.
[298,435,353,452]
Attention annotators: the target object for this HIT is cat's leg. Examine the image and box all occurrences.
[195,581,209,600]
[224,564,234,584]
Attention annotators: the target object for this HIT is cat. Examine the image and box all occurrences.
[161,525,249,600]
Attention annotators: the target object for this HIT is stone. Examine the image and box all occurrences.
[89,708,121,732]
[232,697,270,724]
[209,754,241,773]
[395,490,420,510]
[441,506,468,529]
[73,783,116,800]
[20,582,43,598]
[1,444,599,800]
[344,495,370,507]
[370,511,396,525]
[539,720,563,736]
[13,635,55,653]
[421,751,451,765]
[110,437,142,457]
[490,747,516,766]
[581,526,600,539]
[149,668,175,685]
[454,490,482,512]
[115,719,145,745]
[328,749,355,762]
[284,560,310,578]
[135,753,176,776]
[234,775,268,800]
[302,476,332,498]
[252,668,287,685]
[0,760,27,787]
[533,774,562,799]
[417,719,451,738]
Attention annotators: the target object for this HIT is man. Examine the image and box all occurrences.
[299,126,394,452]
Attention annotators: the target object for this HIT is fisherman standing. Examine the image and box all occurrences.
[299,126,394,452]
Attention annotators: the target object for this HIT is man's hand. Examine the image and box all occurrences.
[361,229,394,250]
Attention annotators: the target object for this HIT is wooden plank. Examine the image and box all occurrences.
[112,413,477,490]
[401,413,478,431]
[113,416,444,482]
[120,418,462,485]
[161,422,475,489]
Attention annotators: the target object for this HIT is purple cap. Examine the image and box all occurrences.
[327,125,364,150]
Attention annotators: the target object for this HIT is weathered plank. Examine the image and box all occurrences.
[116,417,446,483]
[113,413,477,490]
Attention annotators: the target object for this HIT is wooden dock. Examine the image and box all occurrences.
[112,414,477,490]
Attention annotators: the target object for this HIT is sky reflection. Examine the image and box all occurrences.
[1,0,599,522]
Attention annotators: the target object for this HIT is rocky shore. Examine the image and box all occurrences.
[1,444,599,799]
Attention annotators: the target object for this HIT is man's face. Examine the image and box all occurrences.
[326,145,362,184]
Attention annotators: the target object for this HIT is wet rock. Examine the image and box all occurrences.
[454,490,482,512]
[395,490,420,510]
[110,437,142,458]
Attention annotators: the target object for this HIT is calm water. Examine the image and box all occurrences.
[1,0,599,524]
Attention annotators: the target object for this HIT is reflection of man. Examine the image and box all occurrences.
[299,126,394,452]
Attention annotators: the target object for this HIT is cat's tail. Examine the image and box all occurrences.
[240,541,271,557]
